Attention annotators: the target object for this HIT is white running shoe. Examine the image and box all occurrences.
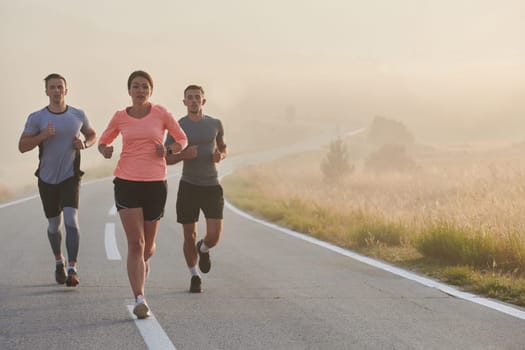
[133,295,150,319]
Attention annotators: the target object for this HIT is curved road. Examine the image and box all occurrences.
[1,131,525,350]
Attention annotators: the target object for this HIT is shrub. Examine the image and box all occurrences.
[366,116,415,147]
[321,137,354,182]
[364,143,417,173]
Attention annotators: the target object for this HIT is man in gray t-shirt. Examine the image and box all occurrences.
[166,84,227,293]
[18,73,97,287]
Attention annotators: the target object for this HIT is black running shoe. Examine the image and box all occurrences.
[55,263,67,284]
[196,239,211,273]
[66,269,79,287]
[189,275,202,293]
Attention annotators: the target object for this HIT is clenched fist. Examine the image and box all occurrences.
[98,144,114,159]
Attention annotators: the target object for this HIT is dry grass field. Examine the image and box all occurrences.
[223,139,525,306]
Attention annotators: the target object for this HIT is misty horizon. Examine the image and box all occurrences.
[2,0,524,191]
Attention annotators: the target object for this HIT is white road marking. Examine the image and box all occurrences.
[0,194,39,208]
[1,180,178,348]
[225,200,525,321]
[105,205,175,348]
[104,222,121,260]
[126,304,177,350]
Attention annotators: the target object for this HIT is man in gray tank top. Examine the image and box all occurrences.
[166,84,227,293]
[18,73,97,287]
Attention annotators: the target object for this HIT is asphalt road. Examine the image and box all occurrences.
[2,132,525,350]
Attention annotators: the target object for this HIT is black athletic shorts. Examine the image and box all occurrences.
[38,176,80,218]
[113,177,167,221]
[176,180,224,224]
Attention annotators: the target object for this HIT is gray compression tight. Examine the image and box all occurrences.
[46,207,80,262]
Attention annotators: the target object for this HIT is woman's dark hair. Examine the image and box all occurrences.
[127,70,153,90]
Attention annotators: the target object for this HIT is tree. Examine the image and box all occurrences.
[321,137,354,182]
[364,143,417,173]
[367,116,415,147]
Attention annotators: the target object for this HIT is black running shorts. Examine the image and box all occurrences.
[113,177,167,221]
[176,180,224,224]
[38,176,80,218]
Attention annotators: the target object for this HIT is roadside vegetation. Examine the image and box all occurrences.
[223,117,525,307]
[0,184,12,203]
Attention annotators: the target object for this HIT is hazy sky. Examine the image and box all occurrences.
[1,0,524,188]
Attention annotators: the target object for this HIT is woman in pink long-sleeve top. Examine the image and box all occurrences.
[98,70,188,319]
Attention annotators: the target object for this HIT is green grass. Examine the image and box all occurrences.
[417,223,525,275]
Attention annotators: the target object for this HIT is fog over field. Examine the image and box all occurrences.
[1,0,524,194]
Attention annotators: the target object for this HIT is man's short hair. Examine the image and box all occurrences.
[184,85,205,96]
[44,73,67,88]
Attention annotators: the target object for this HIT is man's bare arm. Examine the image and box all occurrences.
[18,121,56,153]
